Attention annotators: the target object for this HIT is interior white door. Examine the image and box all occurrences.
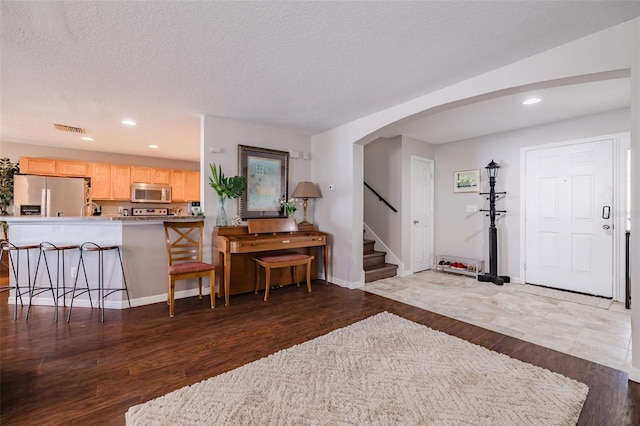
[411,157,434,273]
[524,138,613,297]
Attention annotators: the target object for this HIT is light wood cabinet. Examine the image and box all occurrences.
[171,170,186,202]
[19,156,197,202]
[91,164,131,201]
[185,171,200,201]
[131,166,152,183]
[90,163,112,200]
[19,157,57,175]
[111,165,131,200]
[153,168,171,185]
[131,166,171,185]
[56,160,89,176]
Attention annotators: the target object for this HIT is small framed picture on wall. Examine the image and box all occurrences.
[453,169,480,193]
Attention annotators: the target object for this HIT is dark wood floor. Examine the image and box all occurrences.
[1,274,639,425]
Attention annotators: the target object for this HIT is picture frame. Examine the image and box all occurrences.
[453,169,480,193]
[238,145,289,219]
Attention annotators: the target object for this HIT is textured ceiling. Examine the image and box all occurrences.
[1,1,639,161]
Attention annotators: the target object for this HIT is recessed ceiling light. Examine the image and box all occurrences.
[80,136,94,141]
[148,144,159,149]
[121,119,137,126]
[522,97,541,105]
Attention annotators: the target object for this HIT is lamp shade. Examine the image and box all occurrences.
[291,181,321,199]
[485,159,500,179]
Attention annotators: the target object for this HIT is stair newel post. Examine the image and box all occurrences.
[478,160,510,286]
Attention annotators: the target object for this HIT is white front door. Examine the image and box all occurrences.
[411,156,434,273]
[524,138,613,297]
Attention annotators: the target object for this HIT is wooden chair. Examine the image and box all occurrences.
[253,253,314,301]
[163,221,215,317]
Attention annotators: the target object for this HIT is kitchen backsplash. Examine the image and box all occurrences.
[97,200,190,216]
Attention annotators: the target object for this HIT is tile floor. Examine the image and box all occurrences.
[362,270,632,372]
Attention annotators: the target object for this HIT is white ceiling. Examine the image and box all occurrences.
[1,2,639,162]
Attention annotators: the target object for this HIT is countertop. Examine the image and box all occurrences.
[2,215,206,223]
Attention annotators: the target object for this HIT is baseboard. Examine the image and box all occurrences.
[9,287,209,310]
[628,366,640,383]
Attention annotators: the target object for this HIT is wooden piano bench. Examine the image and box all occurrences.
[253,253,315,301]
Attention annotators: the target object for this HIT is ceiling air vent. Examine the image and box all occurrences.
[53,123,86,134]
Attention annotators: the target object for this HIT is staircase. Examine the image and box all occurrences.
[363,239,398,282]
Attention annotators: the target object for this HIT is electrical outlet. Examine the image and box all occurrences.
[118,206,124,214]
[71,266,77,278]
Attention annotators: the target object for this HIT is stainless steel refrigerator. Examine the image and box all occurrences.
[13,175,90,217]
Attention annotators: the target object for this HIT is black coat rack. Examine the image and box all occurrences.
[477,160,511,286]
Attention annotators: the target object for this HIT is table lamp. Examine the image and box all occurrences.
[291,181,321,225]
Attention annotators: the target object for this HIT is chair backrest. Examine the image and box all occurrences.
[163,221,204,266]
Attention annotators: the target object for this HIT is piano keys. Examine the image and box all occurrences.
[212,218,329,305]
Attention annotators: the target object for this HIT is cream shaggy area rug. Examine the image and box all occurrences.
[126,312,588,425]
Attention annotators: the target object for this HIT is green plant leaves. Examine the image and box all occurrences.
[208,163,246,200]
[0,157,20,216]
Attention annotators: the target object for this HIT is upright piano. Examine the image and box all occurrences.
[212,218,329,305]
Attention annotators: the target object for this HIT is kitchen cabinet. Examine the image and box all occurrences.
[131,166,171,184]
[19,156,196,201]
[20,157,89,177]
[90,163,112,200]
[91,164,131,201]
[171,170,186,201]
[185,171,200,201]
[131,166,152,183]
[153,168,171,185]
[19,157,57,175]
[111,165,131,200]
[57,160,89,177]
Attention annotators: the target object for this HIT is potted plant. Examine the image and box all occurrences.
[279,197,299,218]
[0,157,20,239]
[209,163,247,226]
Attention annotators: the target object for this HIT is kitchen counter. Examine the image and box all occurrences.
[2,215,205,223]
[3,215,210,311]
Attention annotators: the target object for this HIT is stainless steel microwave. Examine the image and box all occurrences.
[131,182,172,203]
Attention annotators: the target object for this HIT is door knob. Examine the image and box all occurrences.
[603,224,610,230]
[413,220,419,224]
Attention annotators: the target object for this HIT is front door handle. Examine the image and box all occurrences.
[603,224,611,230]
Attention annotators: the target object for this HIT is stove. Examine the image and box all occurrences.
[131,207,169,216]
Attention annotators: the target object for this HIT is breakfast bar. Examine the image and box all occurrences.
[2,215,206,309]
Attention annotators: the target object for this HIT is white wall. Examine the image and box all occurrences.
[364,137,402,260]
[434,109,630,282]
[629,17,640,381]
[199,115,313,265]
[313,18,639,288]
[312,17,639,377]
[363,135,436,275]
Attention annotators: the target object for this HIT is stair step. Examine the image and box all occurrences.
[363,251,386,268]
[363,239,375,255]
[364,263,398,282]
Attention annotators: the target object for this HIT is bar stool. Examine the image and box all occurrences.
[30,242,83,321]
[68,242,131,322]
[0,241,40,320]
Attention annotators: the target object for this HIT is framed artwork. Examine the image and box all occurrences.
[238,145,289,219]
[453,169,480,193]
